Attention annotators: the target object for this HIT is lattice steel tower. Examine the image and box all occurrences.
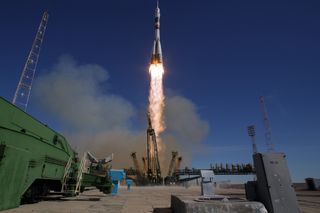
[259,96,275,151]
[12,11,49,111]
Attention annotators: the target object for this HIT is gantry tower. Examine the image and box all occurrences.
[146,112,162,183]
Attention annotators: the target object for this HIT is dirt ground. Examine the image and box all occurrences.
[2,185,320,213]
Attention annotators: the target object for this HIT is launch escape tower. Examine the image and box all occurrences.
[12,12,49,111]
[146,112,162,183]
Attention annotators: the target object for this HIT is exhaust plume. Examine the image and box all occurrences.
[148,63,165,136]
[33,56,209,169]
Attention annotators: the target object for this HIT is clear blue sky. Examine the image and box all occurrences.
[0,0,319,181]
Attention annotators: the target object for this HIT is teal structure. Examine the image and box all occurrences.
[109,169,125,195]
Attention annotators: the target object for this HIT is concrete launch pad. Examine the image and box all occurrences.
[171,195,267,213]
[1,185,320,213]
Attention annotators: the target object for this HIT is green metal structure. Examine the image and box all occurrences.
[0,97,111,210]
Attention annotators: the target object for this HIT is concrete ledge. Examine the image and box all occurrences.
[171,195,267,213]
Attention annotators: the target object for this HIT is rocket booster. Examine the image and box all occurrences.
[151,1,163,64]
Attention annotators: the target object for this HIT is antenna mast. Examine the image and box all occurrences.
[12,11,49,111]
[259,96,275,151]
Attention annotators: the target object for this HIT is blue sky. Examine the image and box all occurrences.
[0,0,319,181]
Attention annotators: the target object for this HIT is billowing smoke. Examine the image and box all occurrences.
[33,56,209,170]
[160,96,209,168]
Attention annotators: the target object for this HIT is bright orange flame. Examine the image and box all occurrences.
[148,63,165,136]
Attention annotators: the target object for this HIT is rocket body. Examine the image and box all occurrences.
[151,4,163,64]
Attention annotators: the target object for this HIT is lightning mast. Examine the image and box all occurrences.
[247,125,258,154]
[12,11,49,111]
[259,96,275,151]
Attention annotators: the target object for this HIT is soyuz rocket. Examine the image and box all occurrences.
[150,1,163,65]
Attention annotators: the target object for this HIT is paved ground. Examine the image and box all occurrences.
[2,185,320,213]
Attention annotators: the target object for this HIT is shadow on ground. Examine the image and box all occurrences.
[153,207,172,213]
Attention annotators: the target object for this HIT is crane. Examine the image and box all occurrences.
[12,11,49,111]
[259,96,275,151]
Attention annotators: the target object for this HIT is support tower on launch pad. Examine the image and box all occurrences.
[146,112,162,183]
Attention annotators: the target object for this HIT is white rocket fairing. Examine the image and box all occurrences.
[151,1,163,64]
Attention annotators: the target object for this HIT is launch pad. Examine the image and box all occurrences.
[130,113,183,185]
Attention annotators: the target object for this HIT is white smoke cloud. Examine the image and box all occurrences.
[33,55,209,170]
[165,96,209,144]
[160,95,209,167]
[34,55,134,132]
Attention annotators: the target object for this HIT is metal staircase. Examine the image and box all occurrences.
[61,157,72,192]
[74,153,87,194]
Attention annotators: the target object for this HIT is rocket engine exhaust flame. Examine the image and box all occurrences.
[148,63,165,137]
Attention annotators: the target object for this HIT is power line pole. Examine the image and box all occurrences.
[12,11,49,111]
[259,96,275,151]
